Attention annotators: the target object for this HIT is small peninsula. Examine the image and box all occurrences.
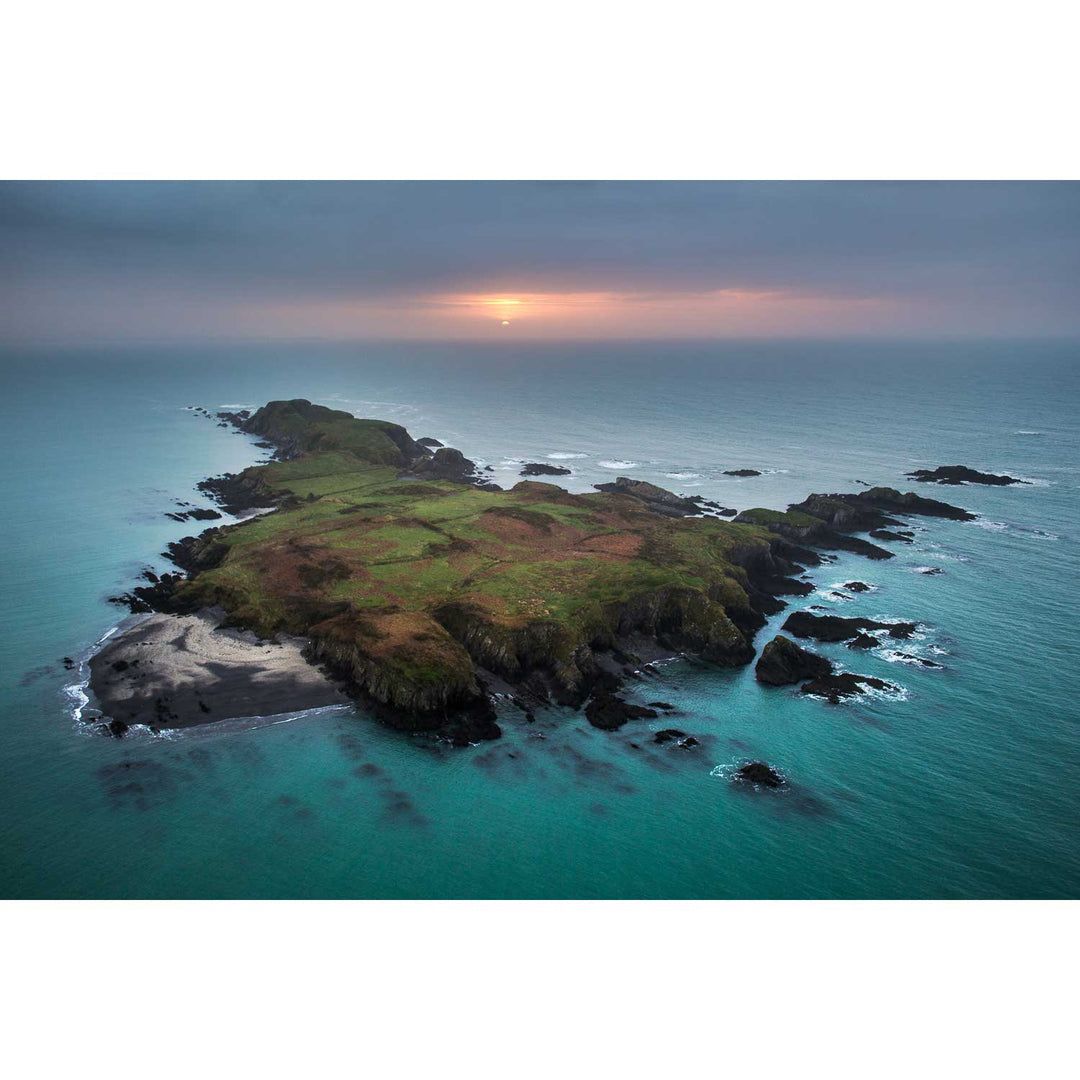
[92,399,978,744]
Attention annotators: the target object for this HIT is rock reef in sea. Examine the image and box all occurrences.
[906,464,1028,486]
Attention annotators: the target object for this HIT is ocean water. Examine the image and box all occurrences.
[1,339,1077,899]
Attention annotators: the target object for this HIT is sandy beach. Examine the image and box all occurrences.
[88,608,350,727]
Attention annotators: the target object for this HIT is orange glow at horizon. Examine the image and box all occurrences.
[236,287,900,340]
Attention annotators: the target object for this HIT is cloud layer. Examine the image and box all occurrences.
[2,181,1077,342]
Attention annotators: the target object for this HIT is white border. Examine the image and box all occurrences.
[4,1,1079,179]
[2,901,1076,1076]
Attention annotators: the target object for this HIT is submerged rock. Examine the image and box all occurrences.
[755,635,832,685]
[653,728,686,743]
[653,729,700,748]
[896,652,943,668]
[585,693,658,731]
[906,465,1027,486]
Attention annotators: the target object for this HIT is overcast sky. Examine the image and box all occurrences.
[1,181,1077,343]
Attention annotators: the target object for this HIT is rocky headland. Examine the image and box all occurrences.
[91,398,980,746]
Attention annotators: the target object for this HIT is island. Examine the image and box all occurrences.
[90,398,978,746]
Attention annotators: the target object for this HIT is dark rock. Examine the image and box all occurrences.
[593,477,701,517]
[847,632,879,650]
[920,567,944,575]
[870,529,913,543]
[647,701,676,710]
[167,507,224,523]
[105,719,129,738]
[783,611,916,642]
[724,468,761,477]
[417,437,444,448]
[755,635,832,685]
[520,462,572,477]
[653,728,687,743]
[800,673,894,704]
[844,581,871,592]
[585,692,658,731]
[852,487,975,521]
[734,762,785,788]
[906,465,1027,486]
[412,447,479,483]
[62,656,75,670]
[896,652,943,668]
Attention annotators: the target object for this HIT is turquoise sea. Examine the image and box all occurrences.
[1,339,1077,898]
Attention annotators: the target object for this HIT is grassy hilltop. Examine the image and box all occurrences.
[167,401,789,730]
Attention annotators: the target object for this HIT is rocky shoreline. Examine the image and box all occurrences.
[89,400,991,753]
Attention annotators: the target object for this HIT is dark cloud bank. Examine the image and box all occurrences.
[1,181,1077,342]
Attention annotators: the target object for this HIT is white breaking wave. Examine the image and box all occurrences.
[665,472,702,480]
[971,520,1008,531]
[876,649,943,669]
[598,460,638,469]
[63,679,90,723]
[546,452,588,460]
[1013,430,1045,435]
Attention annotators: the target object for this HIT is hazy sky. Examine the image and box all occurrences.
[1,181,1077,343]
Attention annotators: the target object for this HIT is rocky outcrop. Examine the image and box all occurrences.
[724,468,761,477]
[734,762,785,787]
[800,673,894,704]
[782,611,916,642]
[844,581,872,592]
[755,635,832,685]
[847,632,879,649]
[197,469,282,516]
[411,447,480,483]
[593,477,702,517]
[520,462,572,477]
[906,465,1027,486]
[241,399,431,465]
[736,487,974,567]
